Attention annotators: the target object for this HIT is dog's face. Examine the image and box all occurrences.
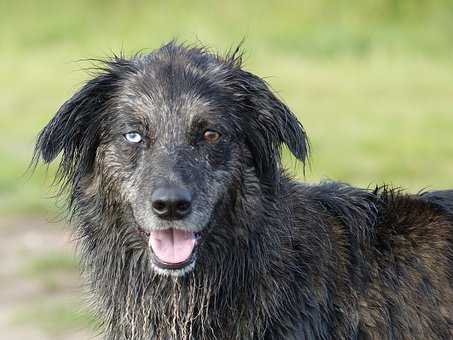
[104,67,243,275]
[35,43,308,276]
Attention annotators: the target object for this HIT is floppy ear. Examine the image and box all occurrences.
[235,70,309,187]
[34,67,122,181]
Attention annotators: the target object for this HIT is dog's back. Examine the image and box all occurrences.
[296,183,453,339]
[422,190,453,213]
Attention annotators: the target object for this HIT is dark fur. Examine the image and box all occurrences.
[34,42,453,339]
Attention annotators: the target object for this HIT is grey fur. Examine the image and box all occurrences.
[34,42,453,339]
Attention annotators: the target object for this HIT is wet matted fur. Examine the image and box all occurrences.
[34,42,453,339]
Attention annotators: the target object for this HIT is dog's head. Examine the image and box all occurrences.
[35,42,308,276]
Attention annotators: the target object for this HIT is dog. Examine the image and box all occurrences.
[34,42,453,339]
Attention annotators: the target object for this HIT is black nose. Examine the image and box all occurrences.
[151,185,192,220]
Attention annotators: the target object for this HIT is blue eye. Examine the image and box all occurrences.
[124,132,142,143]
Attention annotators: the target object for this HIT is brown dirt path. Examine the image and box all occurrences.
[0,217,96,340]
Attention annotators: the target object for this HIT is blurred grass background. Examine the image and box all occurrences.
[1,0,453,215]
[0,0,452,338]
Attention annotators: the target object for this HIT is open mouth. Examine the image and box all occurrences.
[139,228,201,270]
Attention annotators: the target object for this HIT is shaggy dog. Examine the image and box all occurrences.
[34,42,453,339]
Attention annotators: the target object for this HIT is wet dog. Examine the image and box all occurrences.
[34,42,453,339]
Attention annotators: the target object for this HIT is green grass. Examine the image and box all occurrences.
[1,0,452,216]
[12,251,95,334]
[22,252,78,278]
[12,297,98,335]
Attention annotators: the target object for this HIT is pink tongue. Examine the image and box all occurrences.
[149,229,195,264]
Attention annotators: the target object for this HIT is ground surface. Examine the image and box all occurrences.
[0,217,96,339]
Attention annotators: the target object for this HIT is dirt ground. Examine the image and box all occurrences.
[0,217,96,339]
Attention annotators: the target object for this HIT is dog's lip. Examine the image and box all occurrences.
[150,250,197,269]
[137,227,151,237]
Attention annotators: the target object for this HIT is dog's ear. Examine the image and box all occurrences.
[34,66,122,179]
[235,70,309,186]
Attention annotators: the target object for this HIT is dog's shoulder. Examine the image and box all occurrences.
[288,181,453,245]
[291,181,379,225]
[373,186,453,229]
[365,187,453,261]
[420,189,453,215]
[292,181,453,224]
[287,181,379,245]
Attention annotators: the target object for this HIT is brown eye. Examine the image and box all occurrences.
[202,129,221,143]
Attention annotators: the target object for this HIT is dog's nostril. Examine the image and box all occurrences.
[151,186,192,220]
[152,200,168,213]
[176,200,191,213]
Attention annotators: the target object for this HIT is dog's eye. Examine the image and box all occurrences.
[124,132,142,143]
[202,129,221,144]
